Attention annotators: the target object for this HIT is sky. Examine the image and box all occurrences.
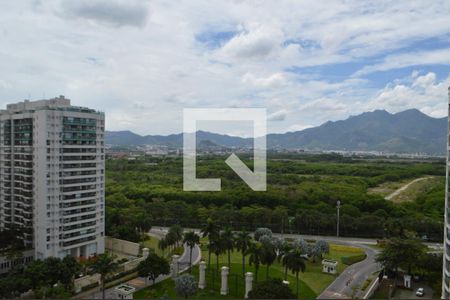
[1,0,450,136]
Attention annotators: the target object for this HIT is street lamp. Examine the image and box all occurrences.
[336,200,341,237]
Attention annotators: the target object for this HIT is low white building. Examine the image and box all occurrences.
[115,284,135,299]
[322,259,338,274]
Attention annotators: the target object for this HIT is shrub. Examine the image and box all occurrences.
[248,278,296,299]
[174,274,197,299]
[341,254,367,265]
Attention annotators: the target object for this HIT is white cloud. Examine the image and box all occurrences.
[365,72,450,117]
[353,49,450,77]
[0,1,449,135]
[268,109,288,122]
[216,22,284,61]
[242,72,287,88]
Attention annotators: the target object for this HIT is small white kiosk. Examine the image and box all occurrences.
[322,259,338,274]
[115,284,136,299]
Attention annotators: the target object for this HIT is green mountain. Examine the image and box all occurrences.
[106,109,447,155]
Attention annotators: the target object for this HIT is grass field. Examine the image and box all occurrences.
[367,176,443,203]
[367,179,412,197]
[388,176,443,203]
[135,240,364,299]
[140,236,164,256]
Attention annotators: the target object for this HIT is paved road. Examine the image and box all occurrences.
[317,243,379,299]
[82,231,201,299]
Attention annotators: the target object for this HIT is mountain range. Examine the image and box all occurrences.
[106,109,447,155]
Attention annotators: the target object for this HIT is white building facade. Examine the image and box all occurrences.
[0,96,105,259]
[444,87,450,299]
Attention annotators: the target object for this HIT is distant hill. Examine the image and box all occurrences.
[106,109,447,155]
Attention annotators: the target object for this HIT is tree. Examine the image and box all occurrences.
[283,248,307,299]
[292,238,310,256]
[222,227,234,270]
[259,236,277,279]
[158,238,168,256]
[174,274,197,299]
[24,259,47,289]
[248,278,296,299]
[168,225,184,248]
[60,256,81,290]
[183,231,200,272]
[235,231,252,277]
[248,241,264,282]
[276,240,292,280]
[90,253,119,299]
[315,240,329,258]
[210,232,225,273]
[137,252,170,285]
[254,228,272,241]
[201,218,218,268]
[376,238,426,277]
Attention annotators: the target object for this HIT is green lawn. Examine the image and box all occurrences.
[135,241,364,299]
[134,263,316,300]
[140,236,184,258]
[140,236,164,256]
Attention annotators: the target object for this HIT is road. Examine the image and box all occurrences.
[317,243,378,299]
[82,230,201,299]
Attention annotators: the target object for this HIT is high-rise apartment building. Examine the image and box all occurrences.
[0,96,105,259]
[444,87,450,299]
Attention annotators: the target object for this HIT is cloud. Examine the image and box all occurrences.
[268,109,288,122]
[61,0,150,27]
[353,49,450,77]
[216,23,284,60]
[0,1,450,136]
[365,72,450,117]
[242,72,287,87]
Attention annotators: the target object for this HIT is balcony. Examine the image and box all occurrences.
[62,235,96,247]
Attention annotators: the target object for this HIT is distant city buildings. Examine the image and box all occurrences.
[0,96,105,260]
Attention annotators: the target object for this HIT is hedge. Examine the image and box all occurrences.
[341,254,367,265]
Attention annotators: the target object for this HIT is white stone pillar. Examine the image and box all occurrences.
[404,274,411,289]
[142,248,150,259]
[171,255,180,278]
[245,272,253,299]
[220,266,229,296]
[199,261,206,289]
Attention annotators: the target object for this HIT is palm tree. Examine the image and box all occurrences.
[201,218,218,268]
[168,225,184,248]
[158,238,167,257]
[283,248,307,299]
[247,241,264,282]
[235,231,251,277]
[183,231,200,272]
[259,236,277,280]
[277,241,292,280]
[210,232,225,274]
[221,227,234,270]
[90,253,119,299]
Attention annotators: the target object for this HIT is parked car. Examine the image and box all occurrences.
[416,287,424,297]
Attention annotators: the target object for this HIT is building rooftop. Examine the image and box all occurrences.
[1,95,103,115]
